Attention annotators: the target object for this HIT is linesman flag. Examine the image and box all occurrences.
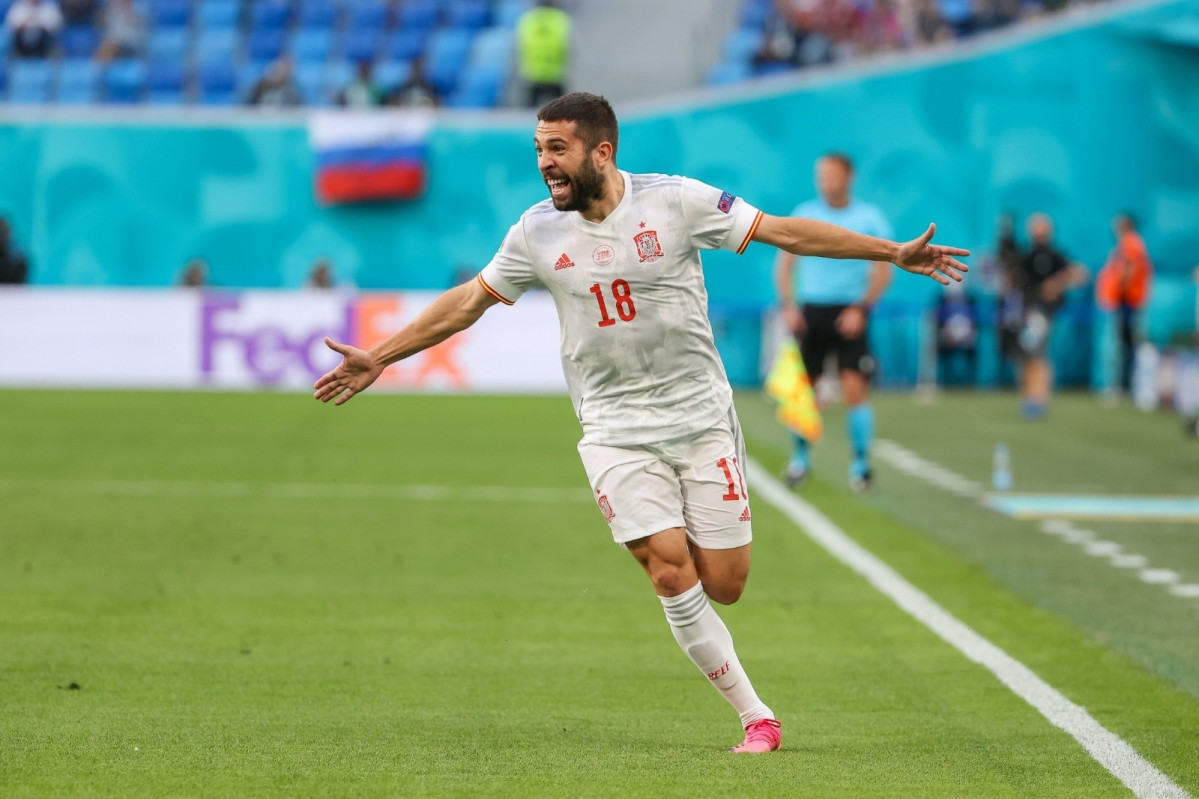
[765,339,822,442]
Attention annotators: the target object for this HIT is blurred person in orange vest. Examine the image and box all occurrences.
[1096,213,1153,394]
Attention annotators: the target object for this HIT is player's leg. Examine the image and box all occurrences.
[626,529,778,750]
[837,315,876,492]
[787,304,830,487]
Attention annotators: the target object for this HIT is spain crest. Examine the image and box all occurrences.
[596,494,615,523]
[633,229,664,263]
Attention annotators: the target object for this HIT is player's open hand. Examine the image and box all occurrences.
[894,224,970,285]
[313,338,384,405]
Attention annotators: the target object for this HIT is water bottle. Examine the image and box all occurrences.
[992,443,1013,492]
[1132,343,1160,412]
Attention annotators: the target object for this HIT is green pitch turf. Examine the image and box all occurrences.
[1,390,1196,796]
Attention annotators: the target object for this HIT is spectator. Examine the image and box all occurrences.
[247,57,302,108]
[857,0,906,54]
[178,258,208,288]
[1006,213,1088,418]
[5,0,64,59]
[936,280,979,386]
[1096,213,1153,394]
[338,60,384,108]
[0,218,30,285]
[95,0,145,62]
[516,0,571,108]
[913,0,953,45]
[306,258,346,290]
[385,57,441,108]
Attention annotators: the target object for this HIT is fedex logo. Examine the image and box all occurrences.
[199,293,467,389]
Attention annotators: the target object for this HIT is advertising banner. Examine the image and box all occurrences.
[0,289,566,392]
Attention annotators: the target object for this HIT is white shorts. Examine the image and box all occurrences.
[576,406,753,549]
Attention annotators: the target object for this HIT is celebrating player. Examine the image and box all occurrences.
[314,92,969,753]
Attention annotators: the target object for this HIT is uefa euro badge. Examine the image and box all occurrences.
[633,229,664,263]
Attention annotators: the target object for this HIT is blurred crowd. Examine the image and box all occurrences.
[753,0,1108,70]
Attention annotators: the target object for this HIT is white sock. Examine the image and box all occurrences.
[659,582,774,727]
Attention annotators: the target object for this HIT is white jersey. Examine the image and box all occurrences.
[477,171,763,446]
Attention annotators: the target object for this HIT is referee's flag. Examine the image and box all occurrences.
[765,339,822,442]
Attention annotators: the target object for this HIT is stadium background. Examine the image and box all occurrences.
[3,0,1199,795]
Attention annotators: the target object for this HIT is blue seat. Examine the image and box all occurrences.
[60,25,100,58]
[425,27,472,95]
[374,59,412,93]
[343,29,379,63]
[448,61,505,108]
[294,61,327,105]
[322,60,354,100]
[196,27,239,64]
[386,28,427,62]
[104,59,147,103]
[297,0,338,30]
[250,0,291,31]
[706,60,751,86]
[197,0,240,30]
[722,28,762,63]
[147,58,186,103]
[347,1,387,31]
[291,28,333,63]
[148,27,188,61]
[448,0,490,31]
[739,0,773,29]
[470,27,513,67]
[8,60,53,103]
[398,0,440,31]
[151,0,190,28]
[57,59,100,104]
[247,29,286,61]
[197,59,237,103]
[495,0,531,28]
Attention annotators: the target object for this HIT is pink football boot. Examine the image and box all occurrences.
[730,718,782,753]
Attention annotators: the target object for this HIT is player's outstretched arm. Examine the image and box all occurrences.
[753,215,970,285]
[313,278,500,406]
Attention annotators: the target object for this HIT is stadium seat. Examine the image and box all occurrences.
[397,0,441,31]
[346,1,388,31]
[447,62,505,108]
[374,59,412,95]
[494,0,531,28]
[722,28,762,63]
[197,60,238,104]
[148,27,189,62]
[247,29,287,62]
[425,28,473,95]
[386,28,427,62]
[151,0,191,29]
[60,24,100,59]
[294,61,328,105]
[448,0,490,31]
[56,59,100,104]
[470,27,514,69]
[197,0,240,30]
[250,0,292,31]
[321,60,354,103]
[343,29,380,63]
[147,59,185,95]
[291,28,334,64]
[705,60,751,86]
[739,0,774,29]
[104,59,147,104]
[8,60,54,104]
[297,0,339,30]
[196,28,240,64]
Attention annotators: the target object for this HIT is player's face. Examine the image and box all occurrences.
[816,158,852,204]
[534,120,605,213]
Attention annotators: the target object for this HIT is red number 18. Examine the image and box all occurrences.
[590,280,637,327]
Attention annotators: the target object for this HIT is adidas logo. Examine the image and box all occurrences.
[553,253,575,270]
[739,507,752,522]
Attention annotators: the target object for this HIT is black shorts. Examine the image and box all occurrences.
[797,303,874,379]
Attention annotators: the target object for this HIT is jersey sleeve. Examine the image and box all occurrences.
[477,219,541,305]
[678,177,763,255]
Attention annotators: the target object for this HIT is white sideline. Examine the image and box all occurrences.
[0,478,586,504]
[745,458,1188,799]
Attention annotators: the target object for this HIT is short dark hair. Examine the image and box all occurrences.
[1117,211,1138,231]
[537,92,619,159]
[821,152,854,173]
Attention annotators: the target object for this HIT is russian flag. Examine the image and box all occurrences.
[309,110,434,205]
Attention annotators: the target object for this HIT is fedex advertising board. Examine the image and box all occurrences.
[0,289,566,392]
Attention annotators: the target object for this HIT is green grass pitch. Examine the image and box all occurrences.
[1,389,1196,796]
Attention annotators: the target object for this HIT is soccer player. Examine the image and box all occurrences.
[314,93,968,753]
[774,153,894,492]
